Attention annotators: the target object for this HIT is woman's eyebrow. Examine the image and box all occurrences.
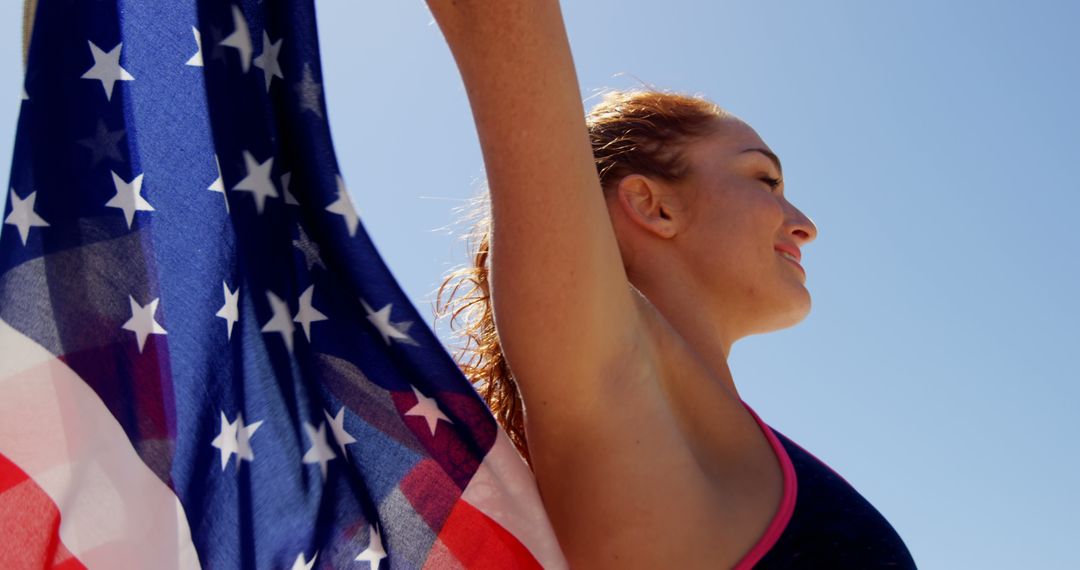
[740,148,783,175]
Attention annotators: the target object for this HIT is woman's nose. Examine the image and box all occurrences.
[787,204,818,245]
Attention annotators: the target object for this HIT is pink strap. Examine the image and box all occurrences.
[732,401,798,569]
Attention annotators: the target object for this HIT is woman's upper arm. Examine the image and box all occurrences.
[426,0,643,393]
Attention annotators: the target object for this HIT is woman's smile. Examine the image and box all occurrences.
[775,247,804,276]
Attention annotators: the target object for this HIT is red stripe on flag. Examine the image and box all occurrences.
[0,453,87,570]
[401,459,460,531]
[430,498,543,570]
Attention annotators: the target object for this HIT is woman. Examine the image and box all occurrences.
[428,1,916,567]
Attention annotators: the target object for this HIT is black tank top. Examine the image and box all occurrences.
[735,402,917,569]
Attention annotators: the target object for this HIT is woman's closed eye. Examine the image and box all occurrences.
[759,175,783,191]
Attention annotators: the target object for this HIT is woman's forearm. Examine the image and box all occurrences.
[423,0,595,192]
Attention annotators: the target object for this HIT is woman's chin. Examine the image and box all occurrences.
[761,289,812,333]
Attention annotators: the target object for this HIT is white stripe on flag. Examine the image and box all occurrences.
[461,430,567,569]
[0,318,200,570]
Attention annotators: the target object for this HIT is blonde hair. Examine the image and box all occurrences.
[436,90,728,463]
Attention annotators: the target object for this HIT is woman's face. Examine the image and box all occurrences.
[673,117,818,337]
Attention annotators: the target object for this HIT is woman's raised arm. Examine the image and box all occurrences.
[425,2,644,399]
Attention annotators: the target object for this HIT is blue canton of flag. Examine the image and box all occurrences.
[0,1,564,568]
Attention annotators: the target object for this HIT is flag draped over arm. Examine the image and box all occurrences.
[0,1,565,568]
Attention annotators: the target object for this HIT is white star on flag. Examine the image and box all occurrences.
[405,385,452,436]
[106,171,153,229]
[324,407,358,459]
[186,27,203,67]
[233,150,277,214]
[261,291,295,353]
[325,175,359,237]
[280,172,299,206]
[293,284,327,342]
[122,295,167,353]
[294,62,324,118]
[293,224,326,271]
[210,412,238,470]
[81,41,133,101]
[77,119,126,167]
[211,411,263,470]
[253,32,284,92]
[209,155,228,211]
[302,421,337,481]
[235,414,262,466]
[290,552,317,570]
[221,5,253,72]
[4,188,49,245]
[355,525,387,568]
[216,281,240,340]
[361,299,415,345]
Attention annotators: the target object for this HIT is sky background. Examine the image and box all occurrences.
[2,1,1077,568]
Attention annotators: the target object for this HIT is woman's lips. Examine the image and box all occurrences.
[777,250,805,275]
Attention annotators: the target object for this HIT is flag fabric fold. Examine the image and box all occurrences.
[0,1,565,568]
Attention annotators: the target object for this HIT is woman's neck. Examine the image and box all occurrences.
[628,272,741,399]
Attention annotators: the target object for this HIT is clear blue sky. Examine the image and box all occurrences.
[2,2,1077,567]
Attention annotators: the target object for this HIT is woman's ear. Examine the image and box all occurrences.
[615,174,679,239]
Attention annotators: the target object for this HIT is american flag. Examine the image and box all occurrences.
[0,1,564,568]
